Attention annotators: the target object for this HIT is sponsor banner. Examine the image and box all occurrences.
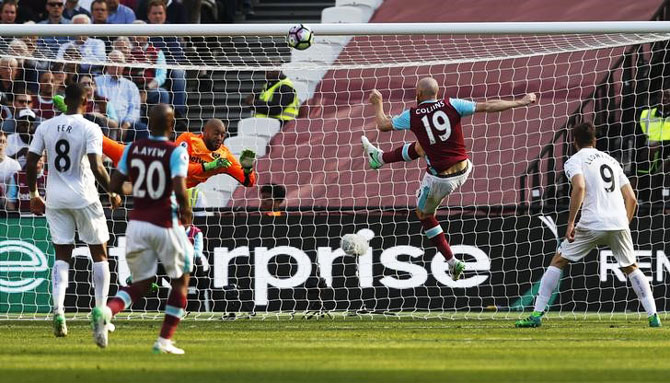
[0,218,53,313]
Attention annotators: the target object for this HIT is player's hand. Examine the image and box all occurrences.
[109,192,122,210]
[179,205,193,227]
[203,157,232,172]
[522,93,537,105]
[369,89,383,106]
[240,149,256,173]
[566,222,576,243]
[30,196,45,215]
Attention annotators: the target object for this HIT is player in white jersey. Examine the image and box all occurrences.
[516,122,661,328]
[26,83,122,337]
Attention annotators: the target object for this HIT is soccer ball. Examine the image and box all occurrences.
[287,24,314,50]
[341,233,369,256]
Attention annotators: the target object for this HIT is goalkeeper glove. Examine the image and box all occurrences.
[240,149,256,174]
[53,95,66,113]
[202,157,232,172]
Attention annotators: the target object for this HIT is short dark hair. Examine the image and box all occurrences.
[572,122,596,148]
[91,0,106,9]
[147,0,166,12]
[65,82,87,104]
[260,183,286,201]
[1,0,18,11]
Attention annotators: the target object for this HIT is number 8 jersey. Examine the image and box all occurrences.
[563,147,631,231]
[28,114,103,209]
[391,98,476,175]
[118,136,189,228]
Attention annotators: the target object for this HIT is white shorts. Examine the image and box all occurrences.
[125,220,194,282]
[416,160,473,214]
[45,201,110,245]
[559,228,636,267]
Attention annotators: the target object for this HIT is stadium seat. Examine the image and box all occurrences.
[197,174,239,208]
[290,44,338,65]
[335,0,381,20]
[293,80,311,104]
[281,62,327,91]
[237,118,281,139]
[321,6,367,24]
[224,135,268,157]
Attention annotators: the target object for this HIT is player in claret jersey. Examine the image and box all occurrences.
[362,77,536,280]
[91,104,194,354]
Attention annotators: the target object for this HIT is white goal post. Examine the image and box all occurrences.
[1,22,669,319]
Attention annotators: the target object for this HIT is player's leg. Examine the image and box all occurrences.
[612,230,661,327]
[361,137,423,169]
[45,208,76,337]
[516,230,599,328]
[75,202,112,311]
[153,225,194,355]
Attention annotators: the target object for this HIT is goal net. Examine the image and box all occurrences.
[1,23,669,319]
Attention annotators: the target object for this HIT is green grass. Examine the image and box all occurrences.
[1,314,670,383]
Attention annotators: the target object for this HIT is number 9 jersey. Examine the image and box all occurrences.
[117,136,189,228]
[563,147,630,231]
[28,114,103,209]
[391,98,476,175]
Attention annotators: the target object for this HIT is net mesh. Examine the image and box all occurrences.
[1,29,669,320]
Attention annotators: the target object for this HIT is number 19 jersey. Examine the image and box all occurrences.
[118,137,189,228]
[564,147,630,231]
[28,114,103,209]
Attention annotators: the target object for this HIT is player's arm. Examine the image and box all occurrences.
[475,93,536,113]
[26,126,45,215]
[102,135,126,168]
[88,153,121,209]
[566,173,586,242]
[369,89,394,131]
[621,183,638,223]
[171,146,192,226]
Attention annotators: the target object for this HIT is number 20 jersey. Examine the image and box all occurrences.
[118,137,189,228]
[409,99,468,174]
[563,147,630,231]
[28,114,103,209]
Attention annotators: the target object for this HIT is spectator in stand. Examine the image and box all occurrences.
[94,50,146,141]
[6,152,46,211]
[136,0,186,24]
[63,0,90,19]
[111,36,131,58]
[32,70,59,119]
[1,0,17,23]
[79,73,119,138]
[6,108,37,168]
[50,61,70,95]
[37,0,72,57]
[90,0,107,22]
[0,131,21,208]
[245,64,298,127]
[259,183,286,216]
[56,14,106,72]
[1,86,32,133]
[0,56,19,96]
[638,88,670,177]
[106,0,134,23]
[146,1,187,119]
[127,22,169,106]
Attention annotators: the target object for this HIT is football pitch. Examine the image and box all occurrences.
[1,314,670,383]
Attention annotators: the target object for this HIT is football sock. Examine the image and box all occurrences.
[628,269,657,316]
[382,142,419,164]
[52,260,69,315]
[92,261,110,308]
[534,266,562,313]
[421,216,455,264]
[160,289,187,340]
[108,284,145,315]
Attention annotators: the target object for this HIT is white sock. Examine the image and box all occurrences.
[92,261,110,308]
[533,266,562,313]
[52,260,69,315]
[628,269,657,316]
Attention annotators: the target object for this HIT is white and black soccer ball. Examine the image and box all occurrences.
[341,233,369,256]
[287,24,314,50]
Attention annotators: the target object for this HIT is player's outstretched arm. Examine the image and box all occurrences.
[173,175,192,227]
[369,89,393,131]
[621,183,638,223]
[566,174,586,242]
[102,135,126,168]
[89,153,121,209]
[475,93,536,113]
[26,151,45,215]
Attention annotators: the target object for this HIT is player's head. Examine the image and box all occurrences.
[260,183,286,211]
[148,103,175,138]
[662,89,670,107]
[64,82,88,114]
[416,77,439,103]
[572,122,596,150]
[202,118,226,151]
